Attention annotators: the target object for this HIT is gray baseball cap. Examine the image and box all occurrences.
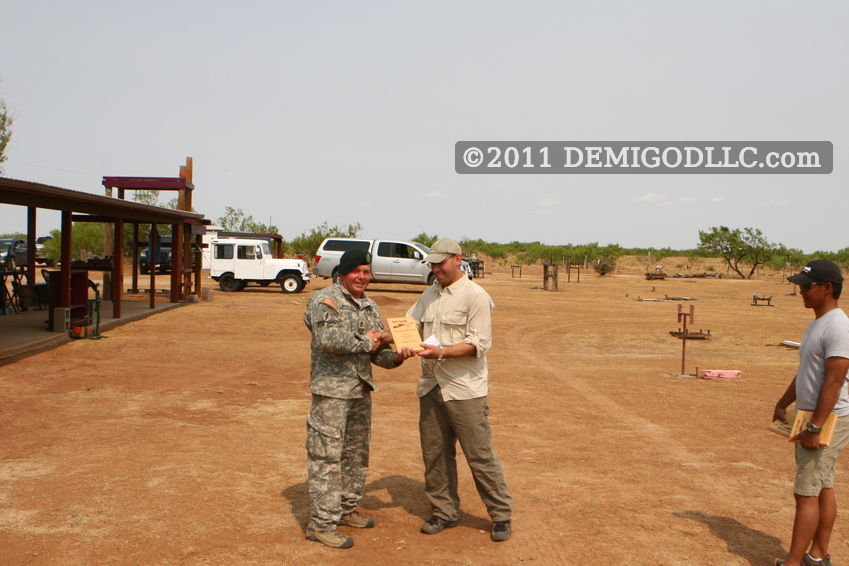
[425,238,462,263]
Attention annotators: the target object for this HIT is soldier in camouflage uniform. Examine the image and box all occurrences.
[303,248,414,549]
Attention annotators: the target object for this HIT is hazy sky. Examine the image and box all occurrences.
[2,1,847,252]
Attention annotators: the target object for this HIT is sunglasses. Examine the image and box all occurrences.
[800,282,826,291]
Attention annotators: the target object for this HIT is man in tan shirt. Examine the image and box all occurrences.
[407,238,513,542]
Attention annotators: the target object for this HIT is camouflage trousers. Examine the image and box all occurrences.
[306,392,372,531]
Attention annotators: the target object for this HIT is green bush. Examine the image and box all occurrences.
[594,256,616,276]
[43,223,109,263]
[412,232,438,247]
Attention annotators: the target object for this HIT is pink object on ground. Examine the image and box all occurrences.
[698,369,742,379]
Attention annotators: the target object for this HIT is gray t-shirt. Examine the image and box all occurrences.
[796,308,849,416]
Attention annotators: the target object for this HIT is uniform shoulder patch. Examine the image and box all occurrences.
[321,297,339,310]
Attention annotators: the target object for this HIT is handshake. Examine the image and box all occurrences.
[365,329,443,362]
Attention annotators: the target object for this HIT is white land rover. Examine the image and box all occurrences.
[209,238,311,293]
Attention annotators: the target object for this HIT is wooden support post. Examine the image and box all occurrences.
[182,224,191,298]
[149,224,156,310]
[170,223,182,303]
[677,304,695,375]
[103,221,113,263]
[194,233,203,297]
[26,207,36,287]
[131,223,139,293]
[681,312,688,375]
[112,218,123,319]
[178,157,193,211]
[565,262,580,283]
[177,186,186,211]
[60,211,72,308]
[543,263,559,291]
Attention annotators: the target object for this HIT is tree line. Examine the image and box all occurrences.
[9,221,847,280]
[289,223,847,279]
[6,190,846,279]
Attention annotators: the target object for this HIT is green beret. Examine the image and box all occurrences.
[338,248,372,275]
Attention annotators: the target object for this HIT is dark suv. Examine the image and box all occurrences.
[0,238,27,269]
[140,236,172,274]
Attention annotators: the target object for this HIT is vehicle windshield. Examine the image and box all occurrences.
[0,239,15,245]
[416,244,430,253]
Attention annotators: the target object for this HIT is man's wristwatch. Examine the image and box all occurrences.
[437,346,445,361]
[806,422,822,434]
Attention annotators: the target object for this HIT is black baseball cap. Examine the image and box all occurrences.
[338,248,372,275]
[787,259,844,286]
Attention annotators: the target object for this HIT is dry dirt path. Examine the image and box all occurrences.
[1,267,845,565]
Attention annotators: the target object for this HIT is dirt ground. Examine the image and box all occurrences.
[1,264,846,565]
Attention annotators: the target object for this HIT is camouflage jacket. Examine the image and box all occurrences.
[304,283,399,399]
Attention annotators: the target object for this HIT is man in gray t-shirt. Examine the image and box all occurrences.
[773,260,849,566]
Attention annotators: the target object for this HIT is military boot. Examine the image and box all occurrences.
[340,511,375,528]
[306,528,354,549]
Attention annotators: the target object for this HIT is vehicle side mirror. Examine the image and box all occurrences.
[412,251,422,260]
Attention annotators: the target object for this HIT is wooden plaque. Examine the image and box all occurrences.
[386,317,424,352]
[768,410,838,447]
[789,410,837,446]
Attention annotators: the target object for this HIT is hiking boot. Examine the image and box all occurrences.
[340,511,375,529]
[803,554,832,566]
[420,515,459,534]
[490,520,512,542]
[305,527,354,549]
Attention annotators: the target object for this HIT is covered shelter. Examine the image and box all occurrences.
[0,176,207,325]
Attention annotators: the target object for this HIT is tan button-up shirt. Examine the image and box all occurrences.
[407,275,494,401]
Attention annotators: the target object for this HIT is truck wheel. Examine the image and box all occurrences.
[427,272,436,286]
[331,268,339,283]
[279,274,304,294]
[219,273,240,292]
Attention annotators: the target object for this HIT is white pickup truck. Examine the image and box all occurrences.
[209,238,311,293]
[314,238,436,285]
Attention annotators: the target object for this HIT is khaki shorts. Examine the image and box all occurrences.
[794,416,849,496]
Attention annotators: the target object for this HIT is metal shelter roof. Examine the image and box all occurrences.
[1,177,204,224]
[0,175,209,334]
